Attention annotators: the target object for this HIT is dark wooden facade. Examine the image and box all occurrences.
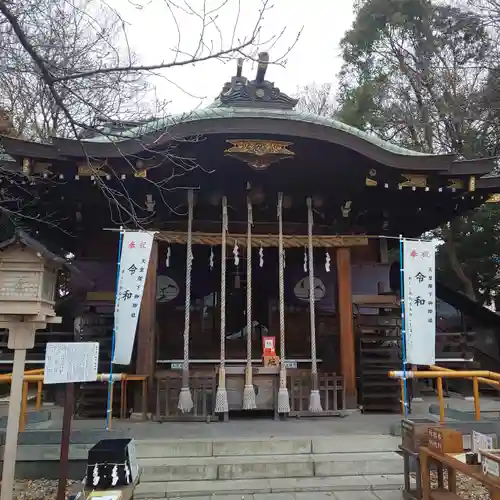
[1,54,500,418]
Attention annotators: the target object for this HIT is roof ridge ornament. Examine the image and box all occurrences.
[217,53,298,110]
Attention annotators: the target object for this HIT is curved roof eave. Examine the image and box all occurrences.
[1,107,496,175]
[75,107,454,172]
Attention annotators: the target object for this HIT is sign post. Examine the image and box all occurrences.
[107,231,154,429]
[44,341,99,500]
[400,238,436,415]
[402,239,436,365]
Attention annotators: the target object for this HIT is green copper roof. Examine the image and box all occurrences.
[84,106,433,158]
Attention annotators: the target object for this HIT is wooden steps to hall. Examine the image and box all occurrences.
[356,302,402,414]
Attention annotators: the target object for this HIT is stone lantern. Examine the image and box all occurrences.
[0,229,69,500]
[0,233,60,319]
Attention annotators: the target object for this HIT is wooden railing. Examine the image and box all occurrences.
[288,371,345,416]
[154,371,217,421]
[435,330,475,361]
[389,365,500,422]
[0,372,149,430]
[153,370,345,420]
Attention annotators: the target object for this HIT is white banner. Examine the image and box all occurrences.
[403,239,436,365]
[113,231,154,365]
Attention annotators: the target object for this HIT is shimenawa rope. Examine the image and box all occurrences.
[307,197,323,412]
[215,196,229,414]
[243,197,257,410]
[277,192,291,413]
[178,189,194,412]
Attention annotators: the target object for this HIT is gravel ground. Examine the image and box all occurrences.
[413,470,491,499]
[3,480,77,500]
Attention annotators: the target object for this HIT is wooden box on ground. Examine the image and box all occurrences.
[402,419,439,454]
[428,427,463,455]
[70,481,137,500]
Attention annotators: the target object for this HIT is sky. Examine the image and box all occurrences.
[109,0,356,113]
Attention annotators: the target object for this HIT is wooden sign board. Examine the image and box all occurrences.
[481,450,500,478]
[473,431,496,462]
[263,356,280,368]
[401,420,437,453]
[428,427,463,455]
[44,342,99,384]
[262,336,276,357]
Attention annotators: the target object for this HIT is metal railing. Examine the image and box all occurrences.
[389,365,500,423]
[0,371,149,431]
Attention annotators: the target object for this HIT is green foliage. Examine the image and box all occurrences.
[338,0,500,302]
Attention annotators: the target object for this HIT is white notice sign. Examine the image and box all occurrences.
[403,239,436,365]
[473,430,495,461]
[44,342,99,384]
[113,231,155,365]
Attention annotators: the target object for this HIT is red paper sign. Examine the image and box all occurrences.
[262,336,276,357]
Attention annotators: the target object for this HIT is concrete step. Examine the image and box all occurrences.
[139,452,403,482]
[3,435,400,462]
[135,475,405,499]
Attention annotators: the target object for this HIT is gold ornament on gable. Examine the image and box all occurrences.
[487,194,500,203]
[447,178,464,190]
[398,174,427,189]
[225,139,294,170]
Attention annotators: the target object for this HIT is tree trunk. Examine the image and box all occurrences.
[443,221,476,300]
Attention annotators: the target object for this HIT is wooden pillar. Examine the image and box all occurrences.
[135,240,158,415]
[336,247,357,409]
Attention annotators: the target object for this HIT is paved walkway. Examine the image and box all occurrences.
[164,493,403,500]
[29,393,500,439]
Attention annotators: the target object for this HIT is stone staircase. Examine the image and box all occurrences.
[134,435,405,499]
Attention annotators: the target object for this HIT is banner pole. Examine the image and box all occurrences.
[106,228,124,430]
[399,235,409,418]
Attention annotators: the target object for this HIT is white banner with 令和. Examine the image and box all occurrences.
[113,232,154,365]
[403,240,436,365]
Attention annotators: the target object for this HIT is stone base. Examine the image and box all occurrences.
[130,412,151,421]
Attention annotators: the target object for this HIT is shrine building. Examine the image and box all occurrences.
[1,54,500,420]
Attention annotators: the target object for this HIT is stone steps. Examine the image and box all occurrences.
[133,435,404,499]
[135,475,405,499]
[0,434,405,498]
[139,452,404,482]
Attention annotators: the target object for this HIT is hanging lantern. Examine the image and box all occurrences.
[259,244,264,268]
[303,247,308,273]
[325,251,331,273]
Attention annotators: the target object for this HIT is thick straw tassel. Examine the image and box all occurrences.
[215,196,229,414]
[277,192,290,413]
[178,189,195,413]
[307,197,323,413]
[243,198,257,410]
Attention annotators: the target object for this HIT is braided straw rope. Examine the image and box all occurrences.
[158,232,368,248]
[277,192,291,413]
[307,197,323,412]
[215,196,229,414]
[178,189,194,413]
[243,197,257,410]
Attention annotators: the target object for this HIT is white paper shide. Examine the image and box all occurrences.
[113,232,154,365]
[403,240,436,365]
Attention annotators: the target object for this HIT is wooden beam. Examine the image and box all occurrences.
[336,247,357,409]
[135,240,158,414]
